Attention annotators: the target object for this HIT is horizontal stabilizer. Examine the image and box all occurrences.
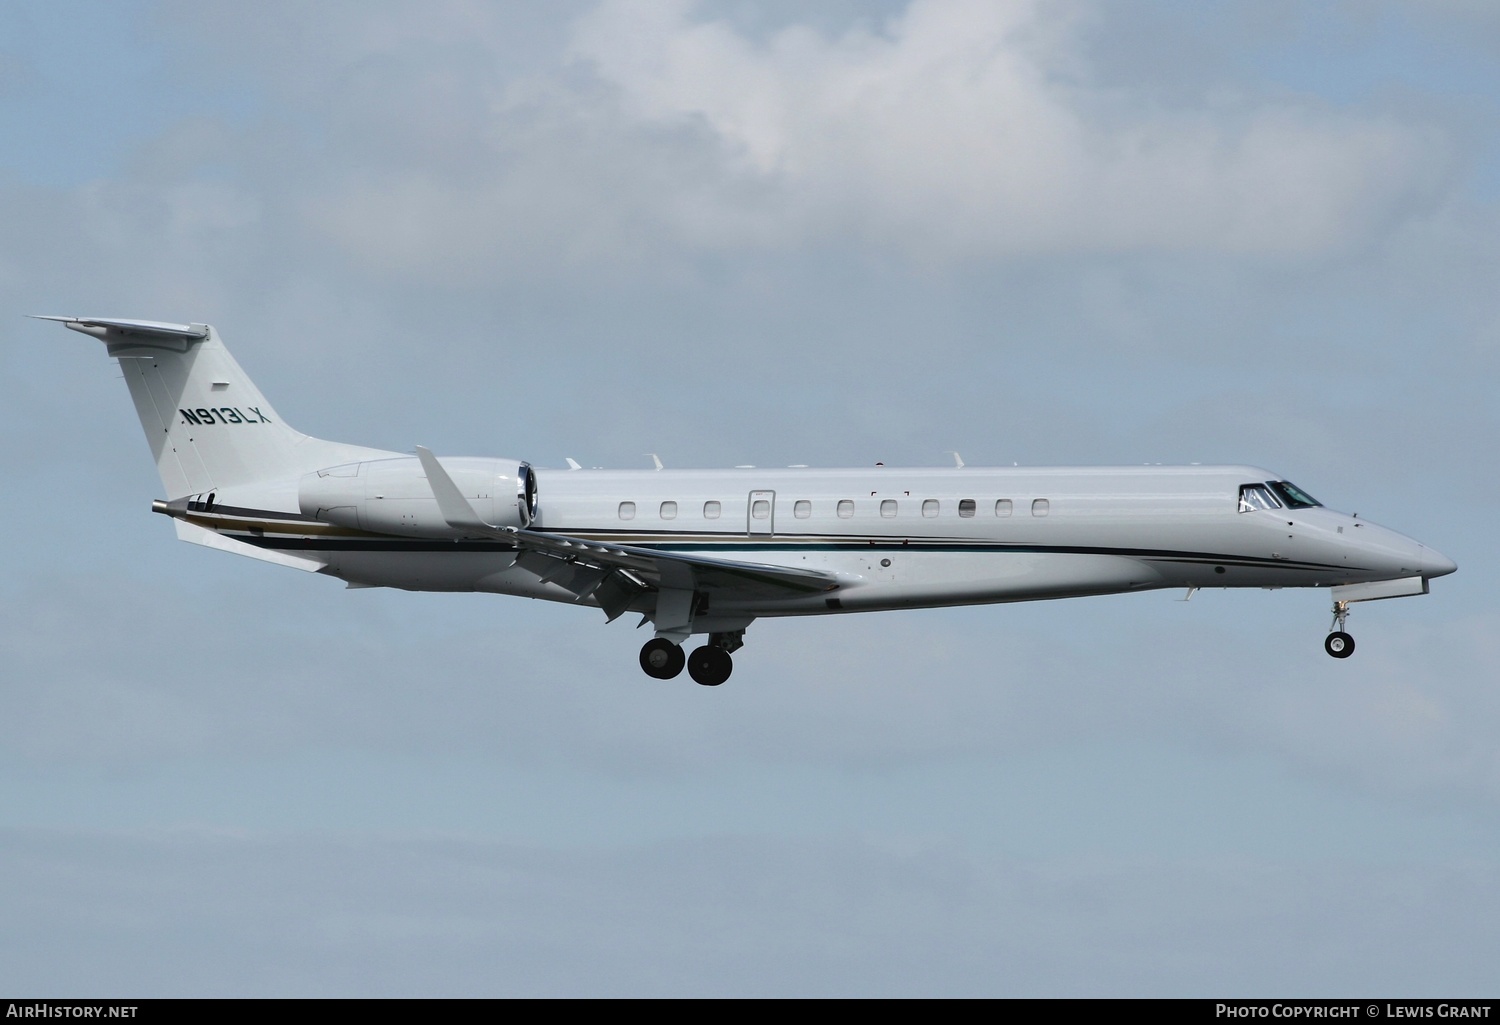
[32,315,209,346]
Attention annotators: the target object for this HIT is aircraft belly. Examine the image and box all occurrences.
[1143,559,1326,589]
[711,550,1167,614]
[318,548,546,596]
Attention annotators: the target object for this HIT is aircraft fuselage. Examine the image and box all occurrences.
[184,463,1452,619]
[41,315,1455,685]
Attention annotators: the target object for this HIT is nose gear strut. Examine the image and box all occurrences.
[1325,599,1355,658]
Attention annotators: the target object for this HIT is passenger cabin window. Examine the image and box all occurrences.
[1268,481,1322,509]
[1032,498,1049,517]
[704,500,721,519]
[880,499,897,518]
[1238,484,1281,513]
[958,499,976,518]
[995,499,1012,517]
[794,500,811,519]
[751,499,770,520]
[922,499,939,518]
[837,500,854,519]
[618,501,636,520]
[660,501,677,519]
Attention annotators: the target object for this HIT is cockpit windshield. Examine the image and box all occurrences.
[1238,484,1281,512]
[1267,481,1321,509]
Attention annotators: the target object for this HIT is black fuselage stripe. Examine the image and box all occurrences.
[223,531,1350,571]
[193,505,1355,572]
[188,503,318,522]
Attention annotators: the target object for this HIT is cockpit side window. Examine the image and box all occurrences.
[1238,484,1281,513]
[1268,481,1321,509]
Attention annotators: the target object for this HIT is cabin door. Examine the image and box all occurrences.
[747,490,775,536]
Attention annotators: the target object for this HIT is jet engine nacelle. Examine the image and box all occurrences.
[299,456,536,537]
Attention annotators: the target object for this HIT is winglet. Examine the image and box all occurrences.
[415,445,504,535]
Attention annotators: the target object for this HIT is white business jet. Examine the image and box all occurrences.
[39,316,1456,686]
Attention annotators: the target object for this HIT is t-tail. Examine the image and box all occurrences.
[36,316,392,497]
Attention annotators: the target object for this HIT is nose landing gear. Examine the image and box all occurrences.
[1325,599,1355,658]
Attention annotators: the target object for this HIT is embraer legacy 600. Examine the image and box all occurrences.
[41,316,1456,686]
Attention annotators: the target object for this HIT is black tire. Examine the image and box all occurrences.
[639,638,685,679]
[687,645,733,686]
[1324,632,1355,659]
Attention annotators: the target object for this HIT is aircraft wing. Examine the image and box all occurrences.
[507,525,841,598]
[414,446,841,619]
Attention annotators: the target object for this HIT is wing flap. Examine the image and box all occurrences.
[509,526,841,600]
[417,444,842,605]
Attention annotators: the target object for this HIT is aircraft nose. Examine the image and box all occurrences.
[1353,522,1456,581]
[1418,545,1457,578]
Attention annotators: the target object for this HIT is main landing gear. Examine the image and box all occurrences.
[1324,599,1355,659]
[639,638,685,679]
[686,645,733,686]
[638,632,741,686]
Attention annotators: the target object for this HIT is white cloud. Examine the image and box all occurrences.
[566,0,1452,260]
[192,0,1457,283]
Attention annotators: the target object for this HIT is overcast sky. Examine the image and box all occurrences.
[2,0,1498,997]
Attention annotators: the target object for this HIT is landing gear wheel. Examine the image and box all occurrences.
[687,645,733,687]
[639,638,685,679]
[1324,632,1355,659]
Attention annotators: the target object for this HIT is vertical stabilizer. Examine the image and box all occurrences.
[38,316,391,496]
